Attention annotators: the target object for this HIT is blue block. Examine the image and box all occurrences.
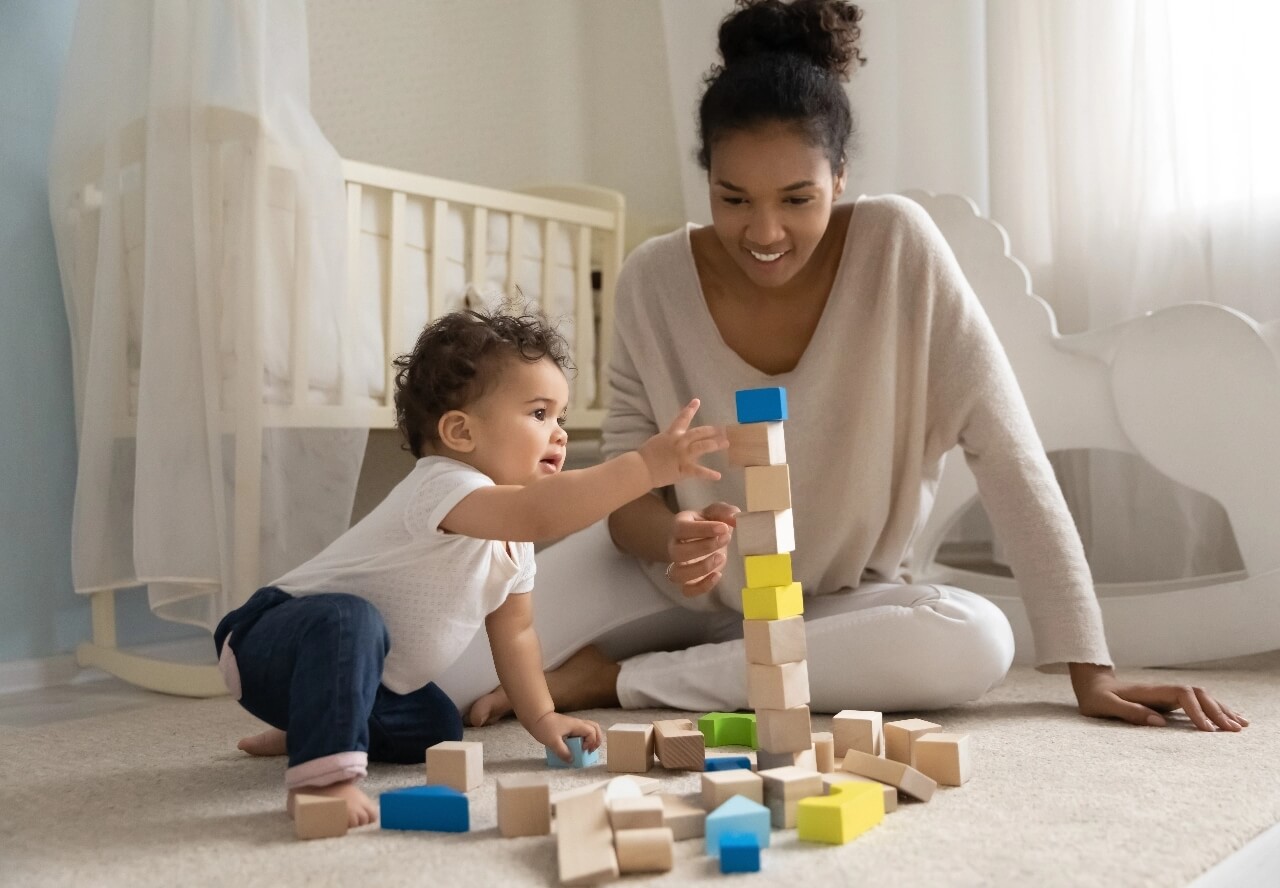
[704,756,753,772]
[545,735,599,769]
[719,832,761,873]
[735,387,788,424]
[705,795,770,858]
[380,785,469,832]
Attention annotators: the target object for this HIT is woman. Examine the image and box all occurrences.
[440,0,1245,733]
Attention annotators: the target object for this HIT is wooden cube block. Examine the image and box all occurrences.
[884,718,942,765]
[812,731,835,773]
[756,745,817,771]
[653,719,705,771]
[759,765,824,828]
[735,386,788,423]
[841,749,937,802]
[833,710,883,758]
[822,772,898,813]
[741,582,804,620]
[743,615,807,665]
[727,421,786,467]
[426,740,483,792]
[614,827,674,874]
[736,509,795,556]
[743,552,793,589]
[702,769,764,809]
[756,705,813,753]
[555,789,619,886]
[796,781,885,845]
[659,793,707,840]
[607,723,655,773]
[608,795,665,830]
[294,794,348,840]
[496,774,550,837]
[747,662,810,711]
[912,732,972,786]
[745,464,792,512]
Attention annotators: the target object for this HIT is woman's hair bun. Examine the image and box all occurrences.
[718,0,865,81]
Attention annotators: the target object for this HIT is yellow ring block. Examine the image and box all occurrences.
[741,582,803,621]
[796,780,885,845]
[743,553,792,589]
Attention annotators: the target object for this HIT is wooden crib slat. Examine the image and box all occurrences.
[542,219,558,313]
[431,198,448,321]
[291,181,311,407]
[574,224,592,410]
[342,182,362,405]
[470,206,488,300]
[507,213,524,299]
[385,190,405,406]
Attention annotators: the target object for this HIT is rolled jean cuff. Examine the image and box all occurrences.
[285,751,369,789]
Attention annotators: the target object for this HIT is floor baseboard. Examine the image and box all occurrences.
[0,637,215,696]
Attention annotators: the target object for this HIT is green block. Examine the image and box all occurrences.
[698,712,759,749]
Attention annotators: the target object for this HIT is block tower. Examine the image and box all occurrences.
[728,387,813,770]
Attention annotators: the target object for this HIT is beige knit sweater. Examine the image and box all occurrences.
[601,195,1112,670]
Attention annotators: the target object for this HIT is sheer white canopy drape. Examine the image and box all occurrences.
[49,0,366,631]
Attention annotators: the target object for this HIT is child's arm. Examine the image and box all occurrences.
[443,398,726,542]
[484,591,602,760]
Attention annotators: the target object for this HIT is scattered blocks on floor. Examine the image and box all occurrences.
[704,755,754,772]
[841,749,937,802]
[833,710,884,758]
[719,832,762,874]
[702,768,765,809]
[555,789,619,886]
[546,735,599,769]
[425,740,483,792]
[756,745,817,772]
[653,719,706,772]
[735,387,788,424]
[796,780,885,845]
[736,509,796,556]
[812,731,835,773]
[727,421,787,467]
[705,795,771,858]
[698,711,758,749]
[884,718,942,765]
[606,723,655,773]
[743,553,793,589]
[913,732,972,786]
[614,826,675,874]
[741,582,804,621]
[659,793,707,840]
[496,774,551,838]
[747,662,811,711]
[743,616,807,666]
[293,793,348,840]
[607,795,665,830]
[380,785,469,832]
[759,765,824,828]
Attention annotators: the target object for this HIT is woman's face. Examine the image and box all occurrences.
[707,122,846,289]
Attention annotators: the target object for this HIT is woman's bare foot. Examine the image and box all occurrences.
[237,728,287,756]
[287,779,378,827]
[467,644,622,727]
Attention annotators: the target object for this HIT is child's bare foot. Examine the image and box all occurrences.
[467,644,622,727]
[238,728,287,756]
[287,780,378,827]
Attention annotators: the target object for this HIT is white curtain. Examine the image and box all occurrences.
[49,1,367,631]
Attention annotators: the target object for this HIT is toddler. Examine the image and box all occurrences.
[215,307,727,826]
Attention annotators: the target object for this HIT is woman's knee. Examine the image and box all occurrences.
[932,586,1015,701]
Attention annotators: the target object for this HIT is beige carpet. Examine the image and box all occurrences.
[3,655,1279,888]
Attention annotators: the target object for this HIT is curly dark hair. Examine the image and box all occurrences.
[697,0,866,173]
[392,307,573,458]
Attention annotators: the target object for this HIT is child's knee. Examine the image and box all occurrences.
[300,594,389,651]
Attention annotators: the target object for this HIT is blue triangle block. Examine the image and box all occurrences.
[705,794,770,857]
[380,784,469,832]
[545,735,599,769]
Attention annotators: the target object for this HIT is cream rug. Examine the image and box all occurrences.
[3,655,1279,887]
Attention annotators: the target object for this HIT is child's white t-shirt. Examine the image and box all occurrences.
[272,456,535,695]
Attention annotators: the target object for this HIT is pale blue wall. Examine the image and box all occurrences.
[0,0,199,665]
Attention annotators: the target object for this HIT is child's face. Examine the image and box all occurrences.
[465,356,570,486]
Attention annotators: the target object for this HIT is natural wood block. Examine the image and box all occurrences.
[743,552,793,589]
[614,826,674,874]
[741,582,804,620]
[796,781,885,845]
[294,794,348,840]
[496,774,550,837]
[727,421,786,467]
[607,723,655,773]
[659,793,707,840]
[756,745,816,771]
[759,765,824,828]
[736,509,796,556]
[426,740,483,792]
[745,464,792,512]
[555,789,619,886]
[608,795,665,830]
[833,710,883,758]
[747,661,810,711]
[552,775,660,813]
[841,749,937,802]
[756,705,813,753]
[823,772,898,813]
[912,732,972,786]
[812,732,835,773]
[653,719,705,771]
[701,769,764,809]
[884,718,942,765]
[743,616,807,665]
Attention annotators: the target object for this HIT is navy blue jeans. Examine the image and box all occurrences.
[214,587,462,784]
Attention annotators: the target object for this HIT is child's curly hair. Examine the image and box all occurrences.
[392,304,574,458]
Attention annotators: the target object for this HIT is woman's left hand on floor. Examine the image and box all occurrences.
[1068,662,1248,732]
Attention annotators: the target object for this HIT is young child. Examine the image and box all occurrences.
[215,307,727,826]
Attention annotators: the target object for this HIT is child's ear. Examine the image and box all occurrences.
[437,410,475,453]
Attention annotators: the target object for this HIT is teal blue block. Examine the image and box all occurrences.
[735,387,788,423]
[546,735,599,769]
[719,832,762,873]
[380,785,469,832]
[704,756,753,772]
[705,795,770,858]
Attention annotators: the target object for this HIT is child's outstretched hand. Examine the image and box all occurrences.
[638,398,729,488]
[534,711,603,763]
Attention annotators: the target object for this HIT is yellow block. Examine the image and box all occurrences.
[796,781,885,845]
[741,582,804,621]
[743,553,792,589]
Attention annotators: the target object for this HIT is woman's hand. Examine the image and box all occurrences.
[665,502,739,598]
[1069,662,1248,732]
[532,711,603,763]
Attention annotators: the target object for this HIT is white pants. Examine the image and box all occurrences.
[435,521,1016,715]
